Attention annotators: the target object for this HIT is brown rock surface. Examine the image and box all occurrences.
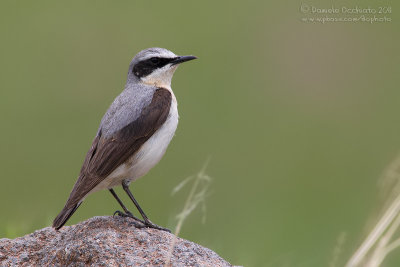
[0,216,234,267]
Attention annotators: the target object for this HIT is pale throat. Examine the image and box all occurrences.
[141,66,178,90]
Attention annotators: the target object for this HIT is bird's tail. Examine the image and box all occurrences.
[52,202,82,230]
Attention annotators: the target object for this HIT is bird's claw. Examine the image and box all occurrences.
[113,210,146,224]
[144,220,171,233]
[113,210,126,217]
[113,211,170,232]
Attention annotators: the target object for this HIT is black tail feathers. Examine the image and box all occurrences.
[52,202,82,230]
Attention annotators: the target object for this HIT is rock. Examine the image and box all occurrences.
[0,216,235,267]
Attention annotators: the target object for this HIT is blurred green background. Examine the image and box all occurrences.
[0,1,399,266]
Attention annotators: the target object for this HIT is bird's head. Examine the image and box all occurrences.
[128,47,196,89]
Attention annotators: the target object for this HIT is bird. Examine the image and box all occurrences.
[53,47,197,231]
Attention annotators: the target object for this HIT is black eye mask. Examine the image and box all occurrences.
[133,57,176,78]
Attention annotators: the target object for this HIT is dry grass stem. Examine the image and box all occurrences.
[346,154,400,267]
[164,158,212,267]
[329,232,347,267]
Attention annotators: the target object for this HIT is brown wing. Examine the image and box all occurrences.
[53,88,171,229]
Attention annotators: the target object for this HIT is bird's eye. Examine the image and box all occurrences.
[150,57,160,64]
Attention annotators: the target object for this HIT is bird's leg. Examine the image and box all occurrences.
[122,181,171,233]
[109,188,145,225]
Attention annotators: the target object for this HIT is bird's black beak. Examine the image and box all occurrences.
[170,55,197,66]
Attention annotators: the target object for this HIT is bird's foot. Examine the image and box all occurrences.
[144,219,171,233]
[113,210,129,217]
[113,210,170,232]
[113,210,146,225]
